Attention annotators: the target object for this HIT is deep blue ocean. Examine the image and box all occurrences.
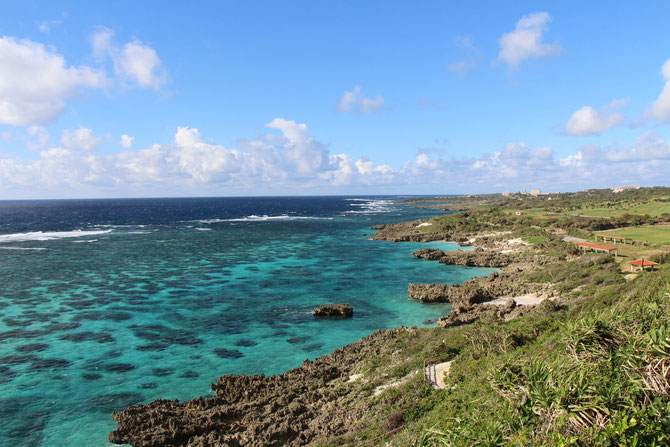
[0,196,495,446]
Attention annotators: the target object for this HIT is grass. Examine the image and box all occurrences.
[317,193,670,446]
[598,225,670,245]
[551,200,670,218]
[397,266,670,446]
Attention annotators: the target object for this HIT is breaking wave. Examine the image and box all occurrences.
[0,229,112,243]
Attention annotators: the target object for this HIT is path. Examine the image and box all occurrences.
[562,235,586,243]
[424,361,452,389]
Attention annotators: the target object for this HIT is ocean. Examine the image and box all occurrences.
[0,196,496,446]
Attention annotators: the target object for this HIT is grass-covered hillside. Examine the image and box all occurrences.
[331,258,669,447]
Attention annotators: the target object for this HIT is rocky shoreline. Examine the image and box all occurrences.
[109,217,558,446]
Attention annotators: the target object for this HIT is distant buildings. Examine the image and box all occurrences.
[501,191,511,196]
[612,185,641,193]
[530,189,541,196]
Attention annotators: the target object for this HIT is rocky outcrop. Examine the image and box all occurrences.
[372,220,449,242]
[438,249,512,268]
[408,272,533,309]
[437,299,536,328]
[313,304,353,317]
[412,248,512,267]
[408,283,490,309]
[412,248,445,260]
[109,327,416,447]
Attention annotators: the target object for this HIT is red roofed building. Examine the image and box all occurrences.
[576,242,618,257]
[627,259,659,272]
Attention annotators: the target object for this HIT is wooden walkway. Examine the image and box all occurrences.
[423,361,452,389]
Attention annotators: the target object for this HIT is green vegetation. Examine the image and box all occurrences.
[334,260,670,447]
[337,188,670,446]
[599,226,670,245]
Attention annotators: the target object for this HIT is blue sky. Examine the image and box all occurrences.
[1,1,670,198]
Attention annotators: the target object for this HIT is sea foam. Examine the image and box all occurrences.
[0,229,111,243]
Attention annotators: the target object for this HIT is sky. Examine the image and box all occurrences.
[1,1,670,199]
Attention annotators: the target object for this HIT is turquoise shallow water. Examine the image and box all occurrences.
[0,197,495,446]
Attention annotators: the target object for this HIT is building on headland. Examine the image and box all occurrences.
[530,189,541,196]
[612,185,641,193]
[501,191,511,196]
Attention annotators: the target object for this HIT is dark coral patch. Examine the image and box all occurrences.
[105,363,135,373]
[213,348,243,359]
[179,370,200,378]
[82,373,102,381]
[0,329,47,341]
[287,336,310,344]
[139,382,158,389]
[2,317,32,328]
[234,339,258,347]
[151,368,173,377]
[58,331,115,343]
[0,366,18,384]
[0,354,39,365]
[15,343,49,353]
[135,343,169,352]
[43,322,81,332]
[73,310,132,322]
[28,358,71,371]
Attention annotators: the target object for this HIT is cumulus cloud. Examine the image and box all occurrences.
[496,12,563,70]
[0,36,107,126]
[60,127,101,151]
[90,27,166,90]
[3,119,670,197]
[120,134,135,148]
[338,86,385,114]
[647,59,670,122]
[563,99,628,136]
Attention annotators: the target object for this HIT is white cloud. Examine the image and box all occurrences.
[116,41,166,90]
[3,119,670,197]
[0,36,107,126]
[648,59,670,122]
[120,134,135,148]
[338,86,385,114]
[496,12,563,70]
[564,99,627,135]
[89,27,166,90]
[91,27,114,59]
[60,127,101,151]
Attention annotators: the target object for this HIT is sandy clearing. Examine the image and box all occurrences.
[488,293,545,306]
[373,370,417,396]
